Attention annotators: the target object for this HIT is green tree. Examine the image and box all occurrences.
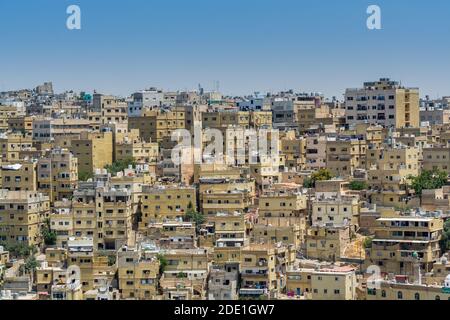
[157,254,168,274]
[440,220,450,253]
[0,242,35,258]
[78,170,94,181]
[22,256,39,274]
[104,157,137,176]
[349,180,368,191]
[363,237,373,249]
[303,169,333,188]
[185,203,205,233]
[408,169,448,196]
[41,219,57,246]
[108,255,116,267]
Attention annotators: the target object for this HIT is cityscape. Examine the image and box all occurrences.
[1,0,450,308]
[0,78,449,301]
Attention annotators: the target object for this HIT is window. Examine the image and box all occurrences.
[381,290,386,298]
[414,293,420,300]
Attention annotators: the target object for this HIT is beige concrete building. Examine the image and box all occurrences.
[37,148,78,202]
[1,161,37,191]
[69,131,113,174]
[128,107,188,143]
[305,225,351,261]
[258,189,307,226]
[140,184,196,227]
[0,190,50,246]
[366,217,443,276]
[72,181,134,250]
[366,278,450,300]
[311,195,360,228]
[345,78,420,128]
[286,265,357,300]
[423,147,450,173]
[117,244,160,300]
[159,248,209,300]
[114,138,158,165]
[326,136,366,177]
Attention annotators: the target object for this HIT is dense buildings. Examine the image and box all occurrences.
[0,79,449,301]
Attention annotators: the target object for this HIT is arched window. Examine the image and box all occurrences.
[397,291,403,299]
[414,293,420,300]
[435,295,440,300]
[381,290,386,298]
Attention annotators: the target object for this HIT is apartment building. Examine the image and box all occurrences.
[200,189,253,216]
[311,195,360,228]
[367,145,420,209]
[366,216,443,276]
[326,136,366,177]
[69,131,113,174]
[239,244,278,299]
[0,133,33,162]
[280,135,306,170]
[117,244,160,300]
[67,237,116,292]
[198,177,255,227]
[0,105,23,132]
[345,78,420,128]
[159,248,209,300]
[305,225,351,261]
[422,147,450,173]
[420,104,450,125]
[36,261,67,295]
[304,135,327,170]
[37,148,78,202]
[0,190,50,246]
[114,139,158,165]
[50,201,74,247]
[258,189,308,226]
[1,161,37,191]
[271,98,296,130]
[32,118,91,141]
[251,224,302,247]
[128,107,188,143]
[208,262,240,300]
[8,116,34,135]
[366,277,450,300]
[286,265,357,300]
[128,89,164,117]
[296,103,334,132]
[146,220,196,249]
[140,184,197,227]
[207,212,248,249]
[239,244,295,299]
[72,181,134,250]
[100,100,128,125]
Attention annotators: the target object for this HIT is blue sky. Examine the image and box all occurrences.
[1,0,450,98]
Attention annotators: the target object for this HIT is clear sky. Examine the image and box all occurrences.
[1,0,450,98]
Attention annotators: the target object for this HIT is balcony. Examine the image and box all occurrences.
[242,269,268,277]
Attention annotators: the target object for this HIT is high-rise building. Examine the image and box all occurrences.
[345,78,419,128]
